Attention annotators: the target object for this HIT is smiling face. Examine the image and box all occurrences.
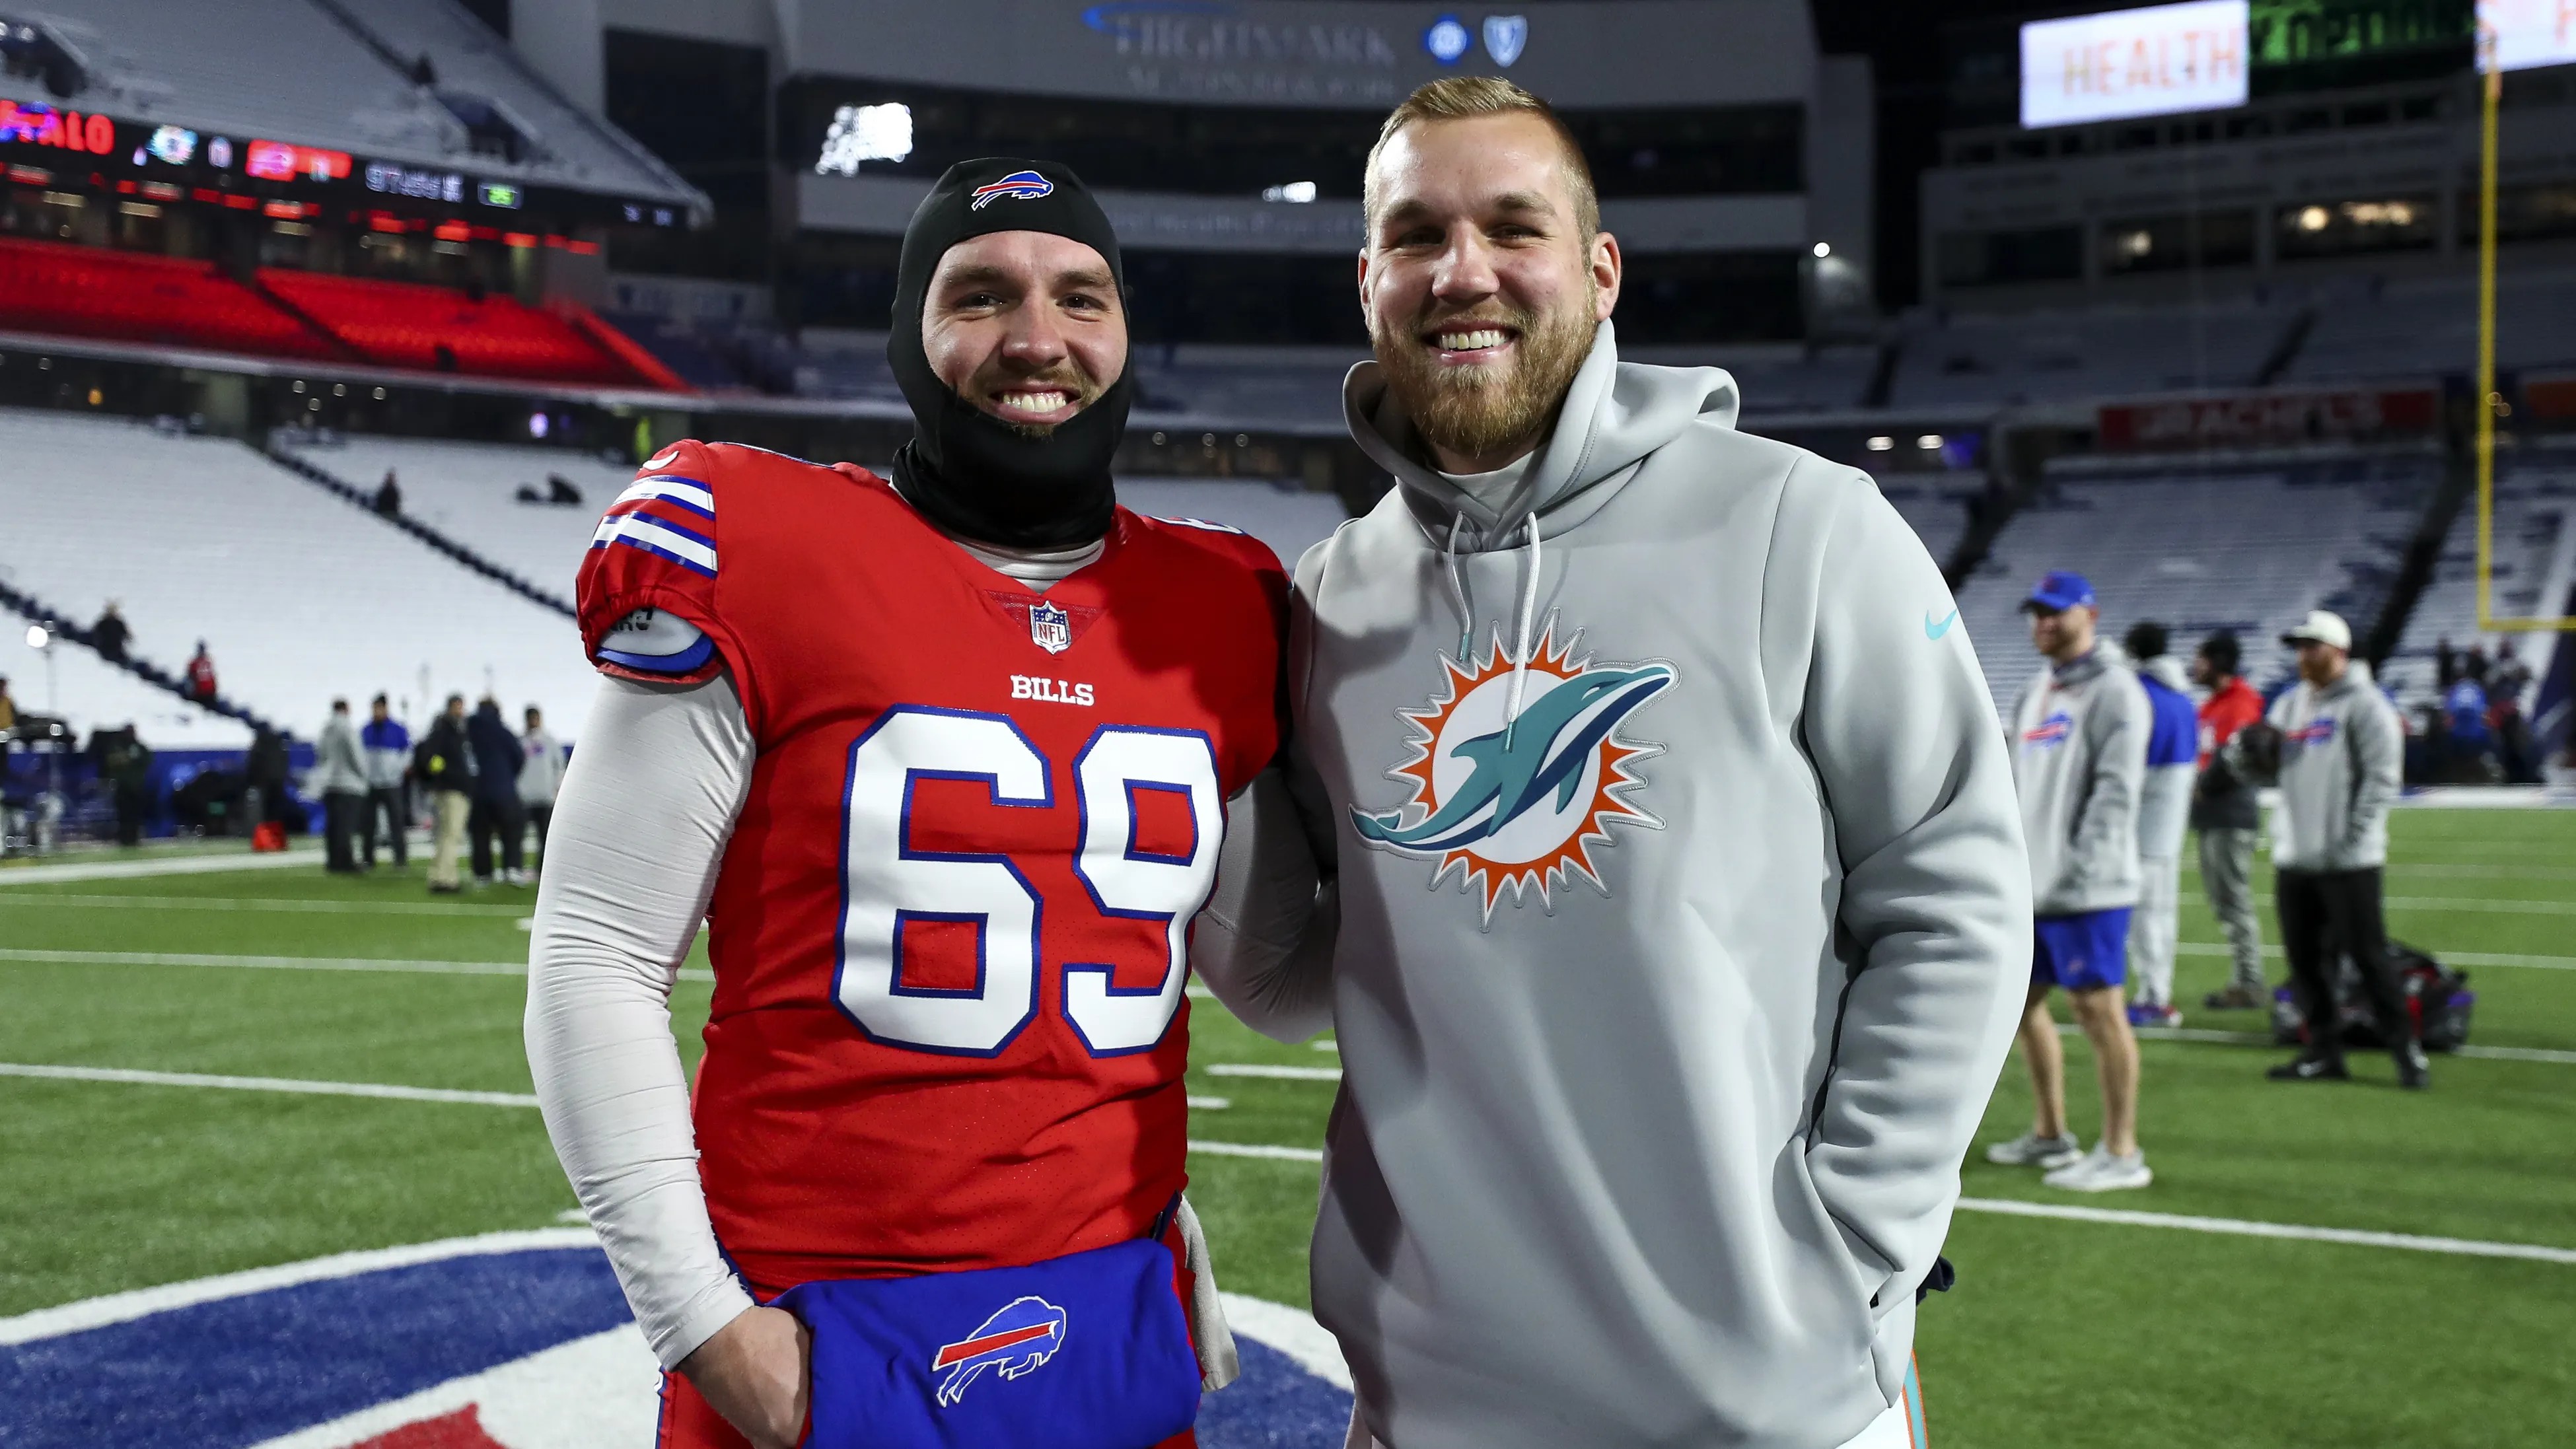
[1360,112,1620,474]
[922,231,1126,435]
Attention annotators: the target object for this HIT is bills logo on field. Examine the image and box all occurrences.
[970,170,1054,209]
[2023,711,2075,747]
[931,1296,1068,1406]
[1353,617,1673,921]
[1030,600,1073,654]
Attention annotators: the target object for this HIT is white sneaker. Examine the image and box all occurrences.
[2043,1145,2153,1191]
[1985,1131,2084,1168]
[503,868,530,887]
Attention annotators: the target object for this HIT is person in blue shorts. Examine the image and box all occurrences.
[1992,571,2153,1191]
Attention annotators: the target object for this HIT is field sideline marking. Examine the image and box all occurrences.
[0,847,324,885]
[2054,1021,2576,1065]
[1205,1063,1343,1082]
[1955,1197,2576,1265]
[0,1061,540,1107]
[0,893,528,917]
[0,1227,598,1345]
[1190,1139,1325,1162]
[0,946,715,983]
[2174,941,2575,972]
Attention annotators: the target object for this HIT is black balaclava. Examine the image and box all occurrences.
[887,158,1130,550]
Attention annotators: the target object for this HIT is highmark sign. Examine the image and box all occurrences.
[2021,0,2251,128]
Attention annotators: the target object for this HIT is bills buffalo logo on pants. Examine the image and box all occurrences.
[931,1296,1069,1406]
[969,170,1054,209]
[1353,618,1674,919]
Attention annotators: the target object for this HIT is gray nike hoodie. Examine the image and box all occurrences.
[2006,647,2147,916]
[1277,322,2031,1449]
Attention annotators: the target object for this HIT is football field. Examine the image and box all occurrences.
[2,806,2571,1446]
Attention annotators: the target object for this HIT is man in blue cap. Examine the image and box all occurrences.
[1989,570,2151,1191]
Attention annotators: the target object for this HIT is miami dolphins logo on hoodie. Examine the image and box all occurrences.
[1353,618,1674,918]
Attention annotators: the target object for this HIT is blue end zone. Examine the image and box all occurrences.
[2,1243,1351,1448]
[0,1249,630,1449]
[1197,1337,1353,1449]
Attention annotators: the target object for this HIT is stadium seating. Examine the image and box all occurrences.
[0,639,250,751]
[287,436,646,604]
[257,271,665,386]
[1116,479,1351,569]
[1889,299,2299,410]
[1956,450,2437,707]
[0,408,598,739]
[2382,454,2576,707]
[0,237,340,359]
[2283,269,2576,384]
[1876,480,1979,568]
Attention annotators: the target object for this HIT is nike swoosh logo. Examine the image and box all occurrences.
[1925,609,1960,640]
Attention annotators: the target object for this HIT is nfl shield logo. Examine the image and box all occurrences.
[1029,601,1073,654]
[1482,14,1527,66]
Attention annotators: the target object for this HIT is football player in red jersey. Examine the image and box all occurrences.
[526,160,1285,1449]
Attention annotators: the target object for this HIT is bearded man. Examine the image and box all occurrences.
[528,159,1279,1449]
[1194,79,2030,1448]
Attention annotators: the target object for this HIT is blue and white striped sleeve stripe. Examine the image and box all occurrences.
[591,477,717,578]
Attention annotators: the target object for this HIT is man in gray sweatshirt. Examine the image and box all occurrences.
[1991,573,2150,1192]
[2242,610,2425,1088]
[1195,77,2030,1449]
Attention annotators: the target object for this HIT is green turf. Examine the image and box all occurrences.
[1,811,2570,1445]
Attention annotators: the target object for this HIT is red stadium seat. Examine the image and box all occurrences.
[257,269,678,388]
[0,236,340,359]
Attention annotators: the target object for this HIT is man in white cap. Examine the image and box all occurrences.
[2242,610,2425,1088]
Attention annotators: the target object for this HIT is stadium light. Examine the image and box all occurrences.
[1866,435,1894,451]
[1262,182,1318,203]
[1917,434,1945,450]
[814,104,913,175]
[24,623,48,649]
[1812,242,1831,259]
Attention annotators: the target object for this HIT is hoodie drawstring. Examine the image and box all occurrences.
[1443,512,1474,661]
[1503,517,1542,746]
[1441,507,1548,745]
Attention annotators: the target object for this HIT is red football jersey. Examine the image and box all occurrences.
[576,440,1287,1293]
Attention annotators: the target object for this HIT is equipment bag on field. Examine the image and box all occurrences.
[2272,940,2474,1052]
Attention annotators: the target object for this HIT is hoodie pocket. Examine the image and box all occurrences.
[1773,1139,1888,1401]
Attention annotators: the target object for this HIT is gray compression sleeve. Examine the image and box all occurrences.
[525,672,756,1370]
[1194,765,1339,1043]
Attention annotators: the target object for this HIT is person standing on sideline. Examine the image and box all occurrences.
[0,676,15,734]
[184,642,218,705]
[2236,611,2426,1088]
[2192,632,2269,1009]
[312,699,369,873]
[90,602,131,665]
[2122,621,2198,1030]
[359,694,411,869]
[516,705,563,866]
[1194,77,2030,1449]
[419,695,474,894]
[1991,571,2151,1191]
[465,696,526,886]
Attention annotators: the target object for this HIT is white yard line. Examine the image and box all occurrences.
[0,893,528,917]
[1218,1292,1351,1389]
[0,845,324,884]
[2055,1021,2576,1065]
[2385,896,2576,917]
[1955,1197,2576,1265]
[0,946,714,983]
[0,1061,540,1107]
[1190,1139,1325,1163]
[1205,1063,1343,1082]
[2174,941,2575,972]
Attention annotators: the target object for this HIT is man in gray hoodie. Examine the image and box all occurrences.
[1991,572,2150,1192]
[2242,610,2425,1088]
[1195,77,2030,1449]
[310,697,369,875]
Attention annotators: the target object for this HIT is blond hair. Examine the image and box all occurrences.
[1362,77,1599,240]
